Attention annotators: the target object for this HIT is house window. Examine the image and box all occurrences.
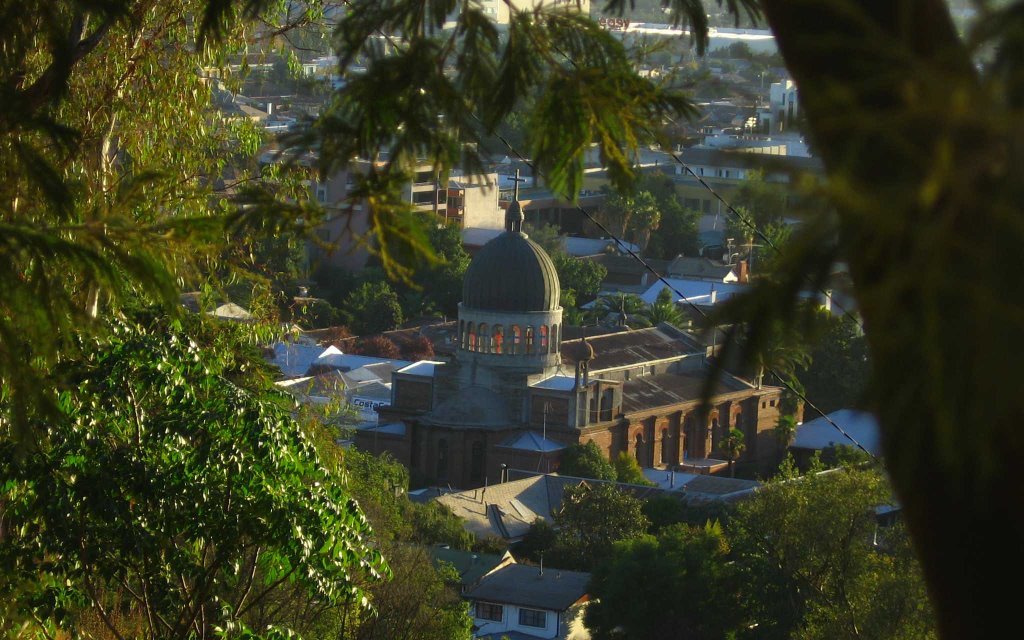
[518,608,546,628]
[476,602,503,622]
[316,186,327,203]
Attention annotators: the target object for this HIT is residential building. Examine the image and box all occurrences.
[466,562,591,640]
[309,161,501,270]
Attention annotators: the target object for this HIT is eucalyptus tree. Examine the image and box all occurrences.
[0,0,321,433]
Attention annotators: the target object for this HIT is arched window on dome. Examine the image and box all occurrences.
[511,325,522,354]
[467,322,476,352]
[458,321,464,348]
[551,323,559,349]
[493,325,504,354]
[525,326,534,354]
[479,323,489,353]
[539,325,549,353]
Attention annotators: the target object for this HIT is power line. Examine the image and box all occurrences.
[654,139,866,332]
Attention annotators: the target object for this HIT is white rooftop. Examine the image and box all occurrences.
[397,360,444,377]
[497,431,567,453]
[461,227,639,257]
[638,278,748,306]
[792,409,881,456]
[530,375,578,392]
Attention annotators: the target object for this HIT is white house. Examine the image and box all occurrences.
[465,563,591,640]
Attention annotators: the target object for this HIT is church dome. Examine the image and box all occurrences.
[462,230,560,313]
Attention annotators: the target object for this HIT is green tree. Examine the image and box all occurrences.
[584,522,741,640]
[773,414,798,461]
[721,427,747,477]
[0,0,321,430]
[553,254,607,304]
[338,544,473,640]
[557,441,617,481]
[0,315,385,638]
[554,482,650,570]
[646,286,685,326]
[591,292,651,328]
[728,464,934,639]
[517,518,558,563]
[646,199,702,259]
[726,170,790,237]
[639,171,701,259]
[614,451,655,485]
[409,221,472,318]
[524,221,564,257]
[343,281,404,335]
[798,314,871,413]
[598,189,662,252]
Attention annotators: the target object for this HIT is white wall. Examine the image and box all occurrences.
[471,601,559,638]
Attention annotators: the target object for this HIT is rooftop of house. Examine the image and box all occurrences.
[792,409,881,456]
[463,563,591,612]
[268,342,412,379]
[434,473,666,541]
[428,547,513,589]
[637,277,747,306]
[641,468,761,501]
[620,370,757,415]
[495,431,567,453]
[666,256,738,281]
[560,324,704,372]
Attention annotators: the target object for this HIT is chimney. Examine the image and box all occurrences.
[709,284,718,305]
[265,101,273,116]
[539,554,544,576]
[736,260,749,284]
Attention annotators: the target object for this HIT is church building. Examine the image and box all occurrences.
[357,195,785,488]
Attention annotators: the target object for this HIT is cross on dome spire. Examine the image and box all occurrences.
[505,169,527,233]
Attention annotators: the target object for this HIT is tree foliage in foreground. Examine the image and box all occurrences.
[0,0,318,435]
[0,315,387,638]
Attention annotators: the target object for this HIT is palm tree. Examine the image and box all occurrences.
[646,300,684,327]
[592,293,651,328]
[774,414,798,466]
[722,428,746,478]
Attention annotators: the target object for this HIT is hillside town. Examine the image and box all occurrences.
[0,1,1009,639]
